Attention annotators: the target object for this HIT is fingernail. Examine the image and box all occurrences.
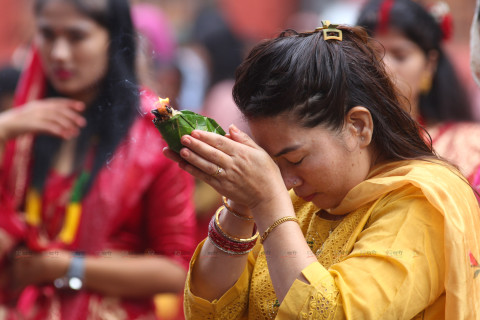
[180,148,189,158]
[230,124,239,133]
[182,136,191,145]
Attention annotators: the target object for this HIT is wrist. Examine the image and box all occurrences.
[218,207,255,238]
[208,206,258,255]
[222,197,254,221]
[53,253,85,290]
[0,109,17,142]
[250,190,293,232]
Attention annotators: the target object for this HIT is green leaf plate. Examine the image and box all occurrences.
[153,110,226,153]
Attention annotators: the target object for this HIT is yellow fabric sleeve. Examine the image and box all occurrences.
[277,185,445,319]
[184,239,257,319]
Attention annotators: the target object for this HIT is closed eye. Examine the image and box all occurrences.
[291,157,304,165]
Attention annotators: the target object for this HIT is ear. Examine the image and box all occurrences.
[344,106,373,148]
[426,49,439,74]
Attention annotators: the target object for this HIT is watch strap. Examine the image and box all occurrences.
[67,255,85,280]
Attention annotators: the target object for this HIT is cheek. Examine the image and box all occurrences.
[397,61,420,83]
[76,42,109,80]
[35,38,52,64]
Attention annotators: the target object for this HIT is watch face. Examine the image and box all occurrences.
[68,277,83,290]
[53,277,68,289]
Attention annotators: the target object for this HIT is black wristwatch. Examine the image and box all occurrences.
[53,255,85,290]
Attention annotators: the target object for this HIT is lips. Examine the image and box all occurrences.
[53,69,73,80]
[300,193,316,202]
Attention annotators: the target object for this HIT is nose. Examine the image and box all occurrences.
[282,171,301,190]
[51,38,71,62]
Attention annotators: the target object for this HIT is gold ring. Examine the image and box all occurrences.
[212,166,224,176]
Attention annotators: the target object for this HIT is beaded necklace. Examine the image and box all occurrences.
[25,145,95,248]
[25,170,90,247]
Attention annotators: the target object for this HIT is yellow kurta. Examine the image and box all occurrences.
[184,160,480,319]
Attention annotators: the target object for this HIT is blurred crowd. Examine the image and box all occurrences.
[2,0,479,117]
[0,0,479,319]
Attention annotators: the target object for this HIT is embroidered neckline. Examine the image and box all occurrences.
[316,209,348,221]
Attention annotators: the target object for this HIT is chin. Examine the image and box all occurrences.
[312,198,336,210]
[311,192,348,210]
[52,83,84,98]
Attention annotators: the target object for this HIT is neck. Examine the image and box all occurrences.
[70,86,101,106]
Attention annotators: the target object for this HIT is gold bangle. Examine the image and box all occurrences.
[222,196,254,221]
[260,216,299,244]
[215,206,259,243]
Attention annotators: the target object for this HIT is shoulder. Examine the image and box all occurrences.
[370,159,469,192]
[367,160,479,229]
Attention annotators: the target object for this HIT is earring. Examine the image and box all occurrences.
[293,180,298,186]
[419,72,432,94]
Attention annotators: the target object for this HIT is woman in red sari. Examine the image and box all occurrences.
[356,0,480,197]
[0,0,196,319]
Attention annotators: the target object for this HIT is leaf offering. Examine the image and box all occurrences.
[151,97,226,153]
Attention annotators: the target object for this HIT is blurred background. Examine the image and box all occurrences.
[0,0,478,319]
[1,0,479,119]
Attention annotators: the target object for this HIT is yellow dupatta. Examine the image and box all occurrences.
[327,160,480,319]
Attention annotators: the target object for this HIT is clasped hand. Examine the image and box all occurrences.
[163,125,289,217]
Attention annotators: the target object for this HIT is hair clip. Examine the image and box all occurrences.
[428,1,453,41]
[315,20,342,41]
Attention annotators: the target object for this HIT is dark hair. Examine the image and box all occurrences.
[32,0,138,194]
[233,26,435,161]
[0,66,21,95]
[0,66,21,110]
[356,0,472,123]
[192,6,244,87]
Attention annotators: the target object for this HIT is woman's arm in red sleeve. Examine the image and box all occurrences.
[145,155,197,270]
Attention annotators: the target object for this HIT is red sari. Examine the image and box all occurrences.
[0,50,197,319]
[428,122,480,199]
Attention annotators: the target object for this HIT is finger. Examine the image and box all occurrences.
[178,143,223,177]
[162,147,184,163]
[187,130,245,162]
[177,151,225,188]
[228,124,258,148]
[54,107,86,128]
[42,127,76,139]
[45,116,81,136]
[164,147,224,188]
[47,97,86,112]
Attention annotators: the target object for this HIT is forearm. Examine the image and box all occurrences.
[252,194,317,303]
[261,223,317,302]
[190,206,255,301]
[84,254,187,298]
[0,108,20,142]
[36,251,187,298]
[0,109,14,163]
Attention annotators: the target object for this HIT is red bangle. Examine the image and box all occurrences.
[207,206,258,255]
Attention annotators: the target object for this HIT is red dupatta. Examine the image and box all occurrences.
[0,48,45,245]
[0,48,49,313]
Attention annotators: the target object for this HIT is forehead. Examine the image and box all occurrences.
[375,29,423,54]
[36,0,99,30]
[248,114,335,156]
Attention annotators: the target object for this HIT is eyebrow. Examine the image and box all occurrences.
[38,21,93,33]
[273,144,302,158]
